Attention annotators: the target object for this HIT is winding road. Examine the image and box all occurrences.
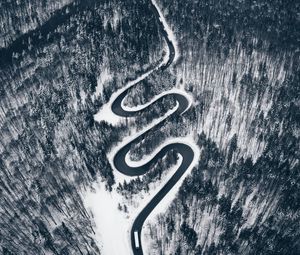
[103,1,198,254]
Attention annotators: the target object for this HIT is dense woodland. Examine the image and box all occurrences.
[142,0,300,254]
[0,0,165,254]
[0,0,72,48]
[0,0,299,254]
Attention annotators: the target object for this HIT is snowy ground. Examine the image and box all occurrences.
[82,135,201,255]
[82,183,131,255]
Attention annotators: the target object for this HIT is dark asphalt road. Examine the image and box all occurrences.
[111,1,195,254]
[112,90,194,255]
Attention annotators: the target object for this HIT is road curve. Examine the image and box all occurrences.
[111,1,195,254]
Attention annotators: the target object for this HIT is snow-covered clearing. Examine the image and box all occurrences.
[92,68,112,101]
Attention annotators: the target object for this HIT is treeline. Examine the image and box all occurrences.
[0,0,72,48]
[146,63,300,254]
[160,0,299,52]
[135,2,299,250]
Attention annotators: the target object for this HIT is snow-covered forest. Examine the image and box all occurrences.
[0,0,299,254]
